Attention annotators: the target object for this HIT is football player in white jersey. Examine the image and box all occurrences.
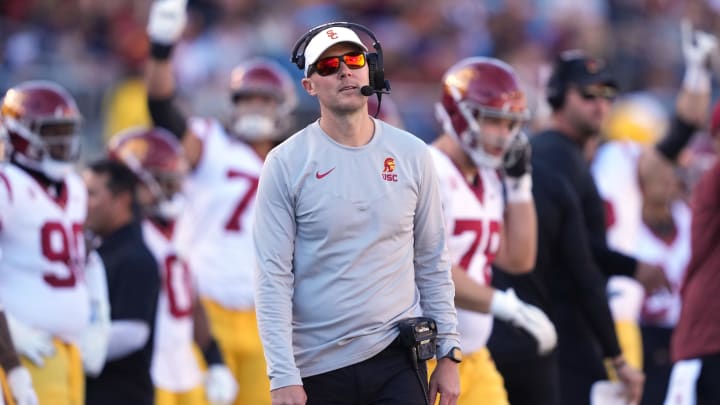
[428,57,556,405]
[144,1,297,403]
[0,80,94,405]
[634,148,691,405]
[589,22,716,376]
[0,125,39,405]
[108,126,237,405]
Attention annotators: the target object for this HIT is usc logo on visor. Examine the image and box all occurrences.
[382,157,398,182]
[308,52,366,77]
[326,29,339,40]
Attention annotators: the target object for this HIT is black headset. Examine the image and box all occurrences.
[546,50,590,110]
[546,54,572,110]
[290,21,391,96]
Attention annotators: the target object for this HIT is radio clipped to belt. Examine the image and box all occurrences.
[397,317,438,362]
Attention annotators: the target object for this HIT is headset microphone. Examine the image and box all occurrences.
[361,84,391,96]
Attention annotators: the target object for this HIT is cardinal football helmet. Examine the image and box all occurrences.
[228,58,297,142]
[1,80,82,180]
[108,126,187,220]
[436,57,530,168]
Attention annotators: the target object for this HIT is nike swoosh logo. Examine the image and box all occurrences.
[316,168,335,179]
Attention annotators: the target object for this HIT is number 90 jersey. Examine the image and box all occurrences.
[429,147,504,354]
[0,165,89,342]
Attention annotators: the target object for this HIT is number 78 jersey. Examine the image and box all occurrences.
[0,165,89,342]
[429,147,504,353]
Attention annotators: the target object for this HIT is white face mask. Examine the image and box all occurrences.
[459,128,507,169]
[41,158,74,182]
[232,114,276,141]
[156,193,185,220]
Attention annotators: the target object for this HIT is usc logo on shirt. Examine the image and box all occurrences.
[382,157,398,182]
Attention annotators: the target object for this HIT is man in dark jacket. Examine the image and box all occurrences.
[83,159,160,405]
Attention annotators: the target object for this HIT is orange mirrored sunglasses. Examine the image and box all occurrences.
[308,52,366,77]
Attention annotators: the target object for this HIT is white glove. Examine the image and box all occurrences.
[80,250,111,377]
[490,288,558,355]
[147,0,188,45]
[205,365,238,405]
[681,19,717,92]
[6,367,39,405]
[6,314,55,367]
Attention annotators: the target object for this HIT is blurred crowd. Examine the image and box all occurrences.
[3,1,720,405]
[2,0,720,156]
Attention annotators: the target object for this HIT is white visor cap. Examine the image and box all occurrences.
[304,27,368,76]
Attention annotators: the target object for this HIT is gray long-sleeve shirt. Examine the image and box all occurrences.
[253,119,459,390]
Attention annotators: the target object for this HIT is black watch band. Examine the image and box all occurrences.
[441,346,463,363]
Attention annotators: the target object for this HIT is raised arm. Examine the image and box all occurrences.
[145,0,203,168]
[656,20,716,161]
[495,132,537,273]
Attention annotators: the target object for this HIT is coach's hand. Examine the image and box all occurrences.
[634,261,672,294]
[491,288,558,355]
[271,385,307,405]
[205,364,238,405]
[429,358,460,405]
[613,356,645,405]
[6,314,55,366]
[147,0,188,46]
[7,366,39,405]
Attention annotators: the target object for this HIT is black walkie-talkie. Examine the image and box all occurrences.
[397,317,437,362]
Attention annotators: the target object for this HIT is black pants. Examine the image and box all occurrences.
[494,353,561,405]
[558,363,608,405]
[302,339,428,405]
[641,325,673,405]
[697,352,720,405]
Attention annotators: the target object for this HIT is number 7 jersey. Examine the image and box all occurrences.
[429,147,504,354]
[174,117,262,310]
[0,164,89,342]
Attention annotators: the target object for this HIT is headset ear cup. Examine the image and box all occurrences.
[366,53,387,92]
[546,88,564,109]
[366,53,379,91]
[374,65,386,92]
[546,74,565,109]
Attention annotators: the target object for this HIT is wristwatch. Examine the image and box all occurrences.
[440,346,463,363]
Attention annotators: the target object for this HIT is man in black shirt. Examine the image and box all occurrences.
[490,37,713,404]
[83,159,160,405]
[490,161,641,405]
[532,50,669,289]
